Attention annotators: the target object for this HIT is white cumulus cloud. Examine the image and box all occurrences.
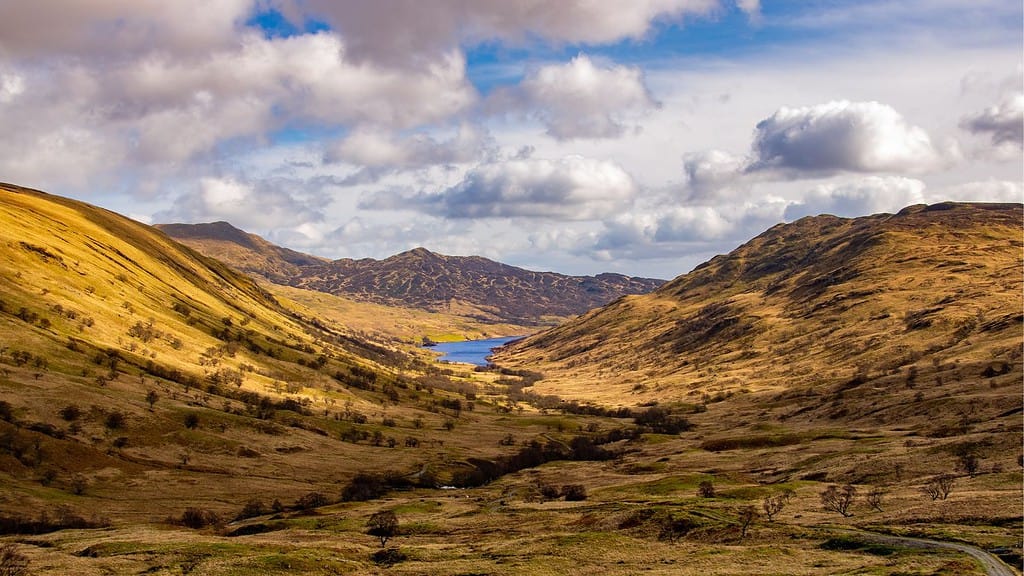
[750,100,945,175]
[512,54,660,140]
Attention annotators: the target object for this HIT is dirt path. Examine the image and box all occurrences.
[842,529,1018,576]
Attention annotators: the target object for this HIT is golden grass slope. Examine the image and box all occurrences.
[495,203,1023,414]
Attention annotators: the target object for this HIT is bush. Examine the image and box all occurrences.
[179,508,221,529]
[0,543,29,576]
[697,480,715,498]
[562,484,587,501]
[183,413,200,429]
[58,404,82,421]
[371,547,406,566]
[294,492,329,510]
[236,499,265,520]
[104,412,126,430]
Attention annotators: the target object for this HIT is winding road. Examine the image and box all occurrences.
[841,529,1018,576]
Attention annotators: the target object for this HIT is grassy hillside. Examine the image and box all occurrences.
[496,203,1022,417]
[0,187,1018,575]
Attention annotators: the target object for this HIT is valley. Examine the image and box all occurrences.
[0,183,1019,575]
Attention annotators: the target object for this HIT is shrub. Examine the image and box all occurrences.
[371,547,406,566]
[0,543,29,576]
[294,492,329,510]
[236,499,265,520]
[179,508,221,529]
[697,480,716,498]
[104,412,126,430]
[562,484,587,501]
[183,413,200,429]
[58,405,81,422]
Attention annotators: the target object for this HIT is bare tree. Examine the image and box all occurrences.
[866,486,885,512]
[922,474,954,500]
[367,510,399,548]
[146,390,159,410]
[820,484,857,517]
[738,505,757,538]
[762,489,795,521]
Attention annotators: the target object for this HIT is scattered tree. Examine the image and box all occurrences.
[957,452,980,478]
[70,473,88,495]
[762,490,794,521]
[923,474,954,501]
[145,390,159,410]
[104,411,126,430]
[366,510,399,547]
[738,505,758,538]
[697,480,715,498]
[183,412,200,429]
[820,484,857,517]
[866,486,886,512]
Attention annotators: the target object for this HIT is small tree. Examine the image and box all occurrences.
[697,480,715,498]
[738,505,757,538]
[562,484,587,501]
[762,490,794,521]
[957,452,980,478]
[146,390,159,410]
[820,484,857,517]
[184,412,200,429]
[367,510,399,547]
[866,486,885,512]
[923,474,954,500]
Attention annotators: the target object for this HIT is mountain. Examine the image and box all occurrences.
[155,221,327,282]
[159,223,666,325]
[494,202,1023,424]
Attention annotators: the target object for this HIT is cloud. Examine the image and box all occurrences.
[325,124,492,168]
[749,100,945,175]
[783,176,926,220]
[511,54,660,139]
[0,31,477,190]
[363,155,637,220]
[960,91,1024,148]
[287,0,723,65]
[156,176,327,230]
[682,149,751,200]
[0,0,251,58]
[929,179,1023,203]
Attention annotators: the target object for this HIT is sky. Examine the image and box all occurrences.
[0,1,1020,279]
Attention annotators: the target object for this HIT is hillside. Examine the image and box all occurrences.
[0,188,1020,575]
[495,202,1023,423]
[160,223,665,325]
[155,221,327,283]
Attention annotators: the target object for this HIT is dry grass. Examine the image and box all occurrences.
[0,186,1018,574]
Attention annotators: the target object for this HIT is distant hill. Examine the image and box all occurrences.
[155,221,327,282]
[494,202,1023,423]
[159,223,665,325]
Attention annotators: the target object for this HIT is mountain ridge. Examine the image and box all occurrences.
[159,222,666,325]
[494,202,1023,420]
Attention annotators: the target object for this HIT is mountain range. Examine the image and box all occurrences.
[158,222,665,325]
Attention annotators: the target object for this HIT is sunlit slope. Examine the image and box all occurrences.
[0,182,393,381]
[496,202,1023,420]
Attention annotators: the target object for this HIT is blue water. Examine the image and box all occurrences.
[430,336,521,366]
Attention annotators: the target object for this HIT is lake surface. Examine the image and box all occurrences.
[430,336,521,366]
